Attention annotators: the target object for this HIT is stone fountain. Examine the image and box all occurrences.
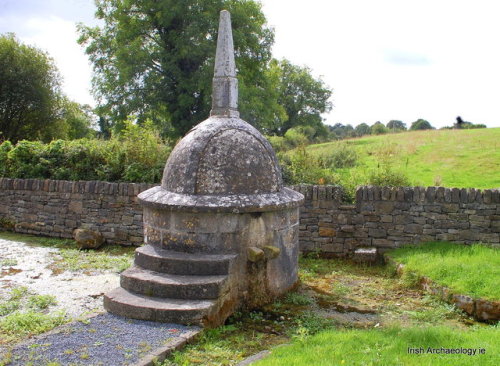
[104,10,304,326]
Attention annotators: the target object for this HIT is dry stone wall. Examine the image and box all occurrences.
[291,185,500,255]
[0,178,154,245]
[1,179,499,252]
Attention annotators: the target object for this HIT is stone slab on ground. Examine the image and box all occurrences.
[1,313,200,366]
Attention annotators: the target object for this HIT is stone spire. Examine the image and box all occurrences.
[210,10,239,118]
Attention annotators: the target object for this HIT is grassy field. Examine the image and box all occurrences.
[307,128,500,189]
[161,251,496,366]
[385,242,500,300]
[255,326,499,366]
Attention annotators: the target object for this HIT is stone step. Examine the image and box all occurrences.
[135,245,236,276]
[104,287,215,325]
[120,266,228,300]
[353,247,378,264]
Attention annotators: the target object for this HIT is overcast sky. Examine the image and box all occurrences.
[1,0,499,128]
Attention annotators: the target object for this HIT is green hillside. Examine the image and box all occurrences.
[307,127,500,189]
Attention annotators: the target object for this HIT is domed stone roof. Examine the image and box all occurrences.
[162,116,281,196]
[138,10,303,213]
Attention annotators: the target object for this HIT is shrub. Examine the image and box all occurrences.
[284,128,309,148]
[0,140,13,176]
[267,135,288,153]
[6,140,48,178]
[367,164,411,187]
[0,121,171,183]
[280,147,338,185]
[317,142,358,169]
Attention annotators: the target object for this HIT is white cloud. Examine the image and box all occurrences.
[18,16,95,107]
[261,0,500,128]
[1,0,499,128]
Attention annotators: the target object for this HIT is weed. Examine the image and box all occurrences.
[283,292,313,306]
[248,311,265,322]
[0,258,18,267]
[0,310,66,339]
[292,312,335,337]
[400,270,420,288]
[331,283,350,297]
[367,163,411,187]
[0,217,15,230]
[9,286,29,301]
[292,325,310,342]
[434,175,442,186]
[49,248,133,273]
[0,300,20,316]
[28,295,57,310]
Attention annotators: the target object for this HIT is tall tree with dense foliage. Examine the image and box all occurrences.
[78,0,277,137]
[354,123,371,137]
[58,98,96,140]
[0,34,64,143]
[328,123,354,140]
[386,120,406,131]
[410,119,434,130]
[269,59,332,136]
[371,121,388,135]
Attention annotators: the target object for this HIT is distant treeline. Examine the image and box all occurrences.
[325,119,486,141]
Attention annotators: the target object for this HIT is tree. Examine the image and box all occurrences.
[58,98,96,139]
[453,117,487,130]
[327,123,355,140]
[269,59,332,136]
[0,34,64,143]
[354,123,371,137]
[78,0,276,137]
[410,119,434,130]
[371,121,388,135]
[386,120,406,132]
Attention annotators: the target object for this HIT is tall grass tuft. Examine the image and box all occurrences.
[386,242,500,300]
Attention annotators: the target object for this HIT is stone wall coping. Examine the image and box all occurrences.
[1,178,498,204]
[355,185,500,204]
[0,178,155,197]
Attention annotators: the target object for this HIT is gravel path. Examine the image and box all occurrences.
[0,238,201,365]
[3,313,199,366]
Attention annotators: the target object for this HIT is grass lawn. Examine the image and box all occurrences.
[385,242,500,300]
[162,253,490,365]
[255,325,499,366]
[307,127,500,189]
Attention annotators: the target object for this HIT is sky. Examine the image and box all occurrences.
[1,0,500,128]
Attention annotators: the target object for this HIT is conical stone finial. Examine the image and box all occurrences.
[211,10,239,118]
